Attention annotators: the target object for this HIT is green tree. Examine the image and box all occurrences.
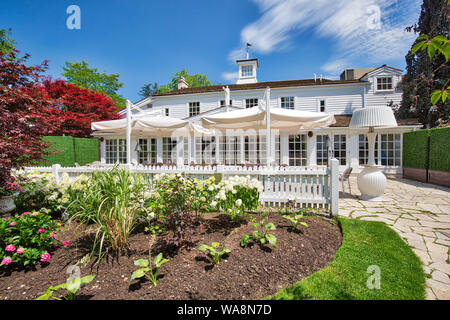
[159,68,221,93]
[138,82,160,99]
[398,0,449,128]
[0,28,15,55]
[62,61,126,109]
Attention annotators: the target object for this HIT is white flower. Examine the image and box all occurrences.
[211,201,217,208]
[235,199,242,207]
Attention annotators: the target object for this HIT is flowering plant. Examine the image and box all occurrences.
[13,170,89,215]
[0,209,67,267]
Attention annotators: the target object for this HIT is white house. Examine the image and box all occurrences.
[92,58,421,174]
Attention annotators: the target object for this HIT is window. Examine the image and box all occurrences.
[189,102,200,117]
[162,137,176,164]
[105,139,127,164]
[241,65,253,77]
[289,135,307,166]
[358,134,401,166]
[195,136,216,164]
[380,134,401,166]
[164,108,169,116]
[319,100,326,112]
[376,77,393,91]
[281,97,294,109]
[246,98,258,109]
[333,135,347,165]
[219,136,240,165]
[316,135,329,165]
[274,135,280,166]
[244,135,266,164]
[137,138,157,164]
[220,100,233,107]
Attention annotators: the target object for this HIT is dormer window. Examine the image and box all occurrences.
[376,77,393,91]
[241,65,253,77]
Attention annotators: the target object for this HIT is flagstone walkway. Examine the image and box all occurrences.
[337,176,450,300]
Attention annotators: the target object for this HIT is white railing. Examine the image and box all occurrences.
[23,159,339,215]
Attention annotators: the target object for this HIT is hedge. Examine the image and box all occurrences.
[429,127,450,172]
[403,127,450,172]
[74,137,99,166]
[41,136,98,167]
[402,129,430,170]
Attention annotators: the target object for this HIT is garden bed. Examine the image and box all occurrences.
[0,213,341,300]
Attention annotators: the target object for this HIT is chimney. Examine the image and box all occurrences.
[177,76,189,90]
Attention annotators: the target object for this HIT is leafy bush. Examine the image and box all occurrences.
[429,126,450,172]
[130,253,169,287]
[36,275,96,300]
[403,129,430,170]
[13,170,89,215]
[241,215,277,248]
[282,213,308,231]
[213,175,262,221]
[198,242,231,265]
[0,210,67,267]
[67,167,151,262]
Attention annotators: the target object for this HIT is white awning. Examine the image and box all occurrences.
[91,115,212,136]
[201,106,336,130]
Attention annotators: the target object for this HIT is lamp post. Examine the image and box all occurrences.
[349,106,397,201]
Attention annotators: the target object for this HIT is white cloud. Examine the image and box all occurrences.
[229,0,421,75]
[221,72,239,82]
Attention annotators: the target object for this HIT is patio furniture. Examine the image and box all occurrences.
[339,167,353,195]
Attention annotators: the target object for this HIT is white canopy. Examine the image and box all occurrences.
[201,106,336,130]
[91,114,196,136]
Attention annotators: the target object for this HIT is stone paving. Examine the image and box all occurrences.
[337,176,450,300]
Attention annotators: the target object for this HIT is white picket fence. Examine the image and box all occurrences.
[23,159,339,215]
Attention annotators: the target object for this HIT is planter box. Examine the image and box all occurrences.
[428,170,450,188]
[403,167,427,183]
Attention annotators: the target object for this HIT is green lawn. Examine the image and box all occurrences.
[267,217,426,300]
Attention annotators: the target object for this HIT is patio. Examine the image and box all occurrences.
[337,176,450,300]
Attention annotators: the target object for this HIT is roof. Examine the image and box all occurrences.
[331,115,421,127]
[151,78,364,98]
[358,65,403,79]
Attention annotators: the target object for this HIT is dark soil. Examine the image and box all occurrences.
[0,213,342,300]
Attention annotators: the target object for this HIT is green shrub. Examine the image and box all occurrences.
[402,129,430,169]
[74,138,99,166]
[429,127,450,172]
[0,210,66,267]
[68,167,151,262]
[41,136,76,167]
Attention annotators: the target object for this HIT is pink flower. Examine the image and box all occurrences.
[9,221,17,226]
[38,228,45,234]
[62,241,70,247]
[16,248,25,254]
[5,245,16,252]
[1,257,12,266]
[31,212,39,217]
[22,212,30,216]
[50,232,55,238]
[40,253,51,263]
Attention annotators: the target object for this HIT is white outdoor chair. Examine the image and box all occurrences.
[339,167,353,195]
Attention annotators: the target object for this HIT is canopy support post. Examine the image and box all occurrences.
[126,100,132,165]
[265,87,271,166]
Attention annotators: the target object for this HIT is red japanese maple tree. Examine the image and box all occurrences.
[43,79,121,138]
[0,51,54,194]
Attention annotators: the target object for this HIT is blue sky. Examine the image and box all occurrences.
[1,0,422,102]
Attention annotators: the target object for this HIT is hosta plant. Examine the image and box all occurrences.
[241,216,277,248]
[35,275,96,300]
[282,213,308,231]
[130,253,169,287]
[198,242,231,265]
